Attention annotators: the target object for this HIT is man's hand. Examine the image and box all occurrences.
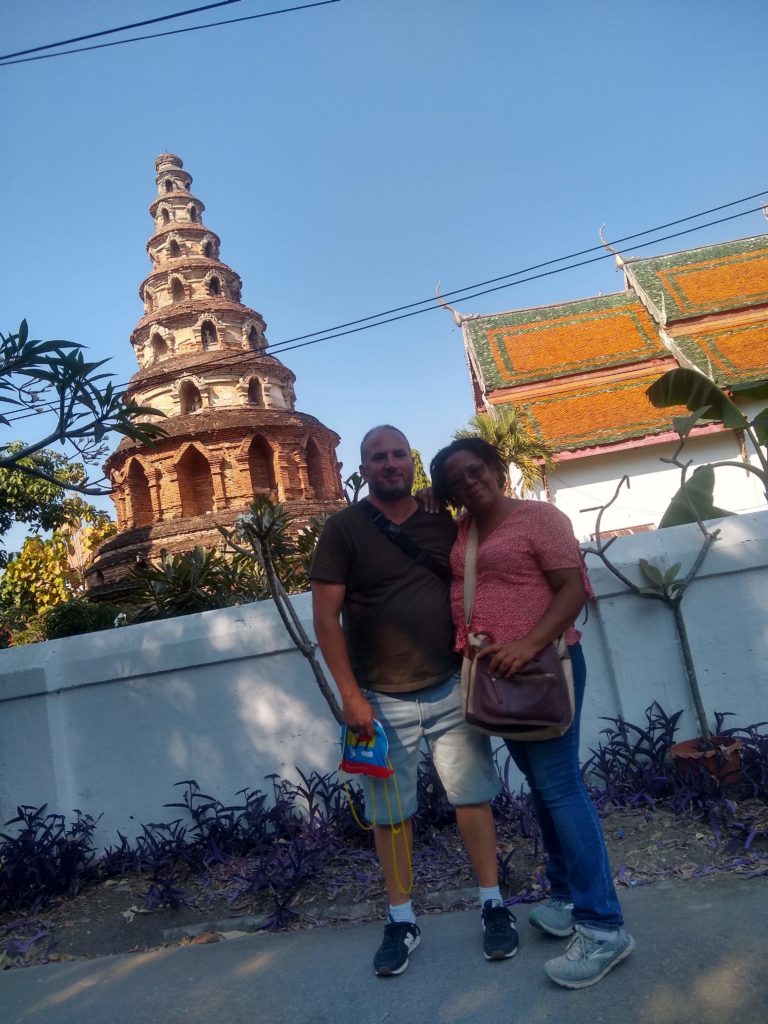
[414,485,441,514]
[342,690,376,737]
[476,638,540,677]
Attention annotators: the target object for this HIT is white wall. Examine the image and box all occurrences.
[2,511,768,849]
[549,433,766,541]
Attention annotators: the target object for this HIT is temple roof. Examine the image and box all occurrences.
[460,228,768,455]
[518,369,687,453]
[464,291,665,392]
[626,234,768,322]
[672,319,768,386]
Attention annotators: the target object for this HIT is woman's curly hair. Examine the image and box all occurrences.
[430,438,508,507]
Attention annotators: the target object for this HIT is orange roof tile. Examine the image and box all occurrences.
[675,320,768,385]
[627,234,768,321]
[465,292,666,391]
[522,373,689,452]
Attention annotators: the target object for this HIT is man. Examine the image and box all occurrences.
[310,425,516,976]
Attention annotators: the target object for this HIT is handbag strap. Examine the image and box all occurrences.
[358,499,451,584]
[463,518,479,630]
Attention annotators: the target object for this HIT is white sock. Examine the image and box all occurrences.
[479,885,503,909]
[388,900,416,925]
[579,925,619,942]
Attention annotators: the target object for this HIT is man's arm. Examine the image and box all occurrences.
[311,580,375,734]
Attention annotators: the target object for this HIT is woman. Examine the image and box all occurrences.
[430,437,634,990]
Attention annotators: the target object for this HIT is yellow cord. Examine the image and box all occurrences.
[342,756,413,896]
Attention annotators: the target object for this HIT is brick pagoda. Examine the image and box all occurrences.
[87,154,344,596]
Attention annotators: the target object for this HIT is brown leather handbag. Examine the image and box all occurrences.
[461,520,575,741]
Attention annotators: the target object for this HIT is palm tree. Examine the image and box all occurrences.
[455,406,555,494]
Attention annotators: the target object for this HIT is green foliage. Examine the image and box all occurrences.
[0,446,87,559]
[0,500,116,631]
[647,366,768,523]
[343,471,365,504]
[411,449,430,494]
[638,558,685,600]
[454,406,555,492]
[40,600,122,640]
[223,496,327,594]
[0,533,73,620]
[658,466,732,529]
[0,320,166,497]
[129,547,267,622]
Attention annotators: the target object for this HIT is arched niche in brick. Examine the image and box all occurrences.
[201,319,217,350]
[179,378,204,414]
[168,238,182,258]
[176,445,214,517]
[305,438,326,497]
[170,276,186,302]
[125,458,153,527]
[150,331,169,359]
[247,377,263,406]
[248,435,276,495]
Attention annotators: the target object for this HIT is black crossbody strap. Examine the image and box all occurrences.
[358,499,451,584]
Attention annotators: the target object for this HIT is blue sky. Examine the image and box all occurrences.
[2,0,767,538]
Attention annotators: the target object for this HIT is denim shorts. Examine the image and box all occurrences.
[360,671,500,825]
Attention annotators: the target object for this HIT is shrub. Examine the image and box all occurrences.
[40,600,122,640]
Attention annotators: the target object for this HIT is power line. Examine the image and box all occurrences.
[264,204,768,357]
[2,199,766,427]
[0,1,244,60]
[0,1,341,67]
[264,188,768,349]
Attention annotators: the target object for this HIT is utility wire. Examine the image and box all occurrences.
[0,1,244,60]
[264,203,768,357]
[0,1,341,67]
[2,200,766,427]
[265,188,768,348]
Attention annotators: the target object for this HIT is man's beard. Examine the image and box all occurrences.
[368,476,413,501]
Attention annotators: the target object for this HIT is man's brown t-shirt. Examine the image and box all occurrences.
[310,504,459,693]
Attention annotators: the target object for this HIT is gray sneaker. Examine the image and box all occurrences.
[544,925,635,989]
[529,898,575,937]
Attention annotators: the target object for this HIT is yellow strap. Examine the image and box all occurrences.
[342,757,412,896]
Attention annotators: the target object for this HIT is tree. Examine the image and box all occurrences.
[0,500,116,636]
[0,321,165,496]
[454,406,555,493]
[411,449,430,493]
[0,446,88,565]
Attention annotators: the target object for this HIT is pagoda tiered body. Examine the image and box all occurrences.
[87,154,344,595]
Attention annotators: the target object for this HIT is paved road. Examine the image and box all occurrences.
[2,874,767,1024]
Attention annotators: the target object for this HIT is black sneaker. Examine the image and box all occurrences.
[373,917,421,976]
[482,900,519,960]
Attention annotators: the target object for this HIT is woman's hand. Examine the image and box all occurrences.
[414,485,441,514]
[476,638,540,677]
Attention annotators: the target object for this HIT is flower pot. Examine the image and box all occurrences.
[670,736,742,782]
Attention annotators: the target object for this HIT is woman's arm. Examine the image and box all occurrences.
[477,567,586,677]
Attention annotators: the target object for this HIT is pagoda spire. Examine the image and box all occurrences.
[86,155,344,599]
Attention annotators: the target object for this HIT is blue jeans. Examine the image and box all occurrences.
[504,643,624,931]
